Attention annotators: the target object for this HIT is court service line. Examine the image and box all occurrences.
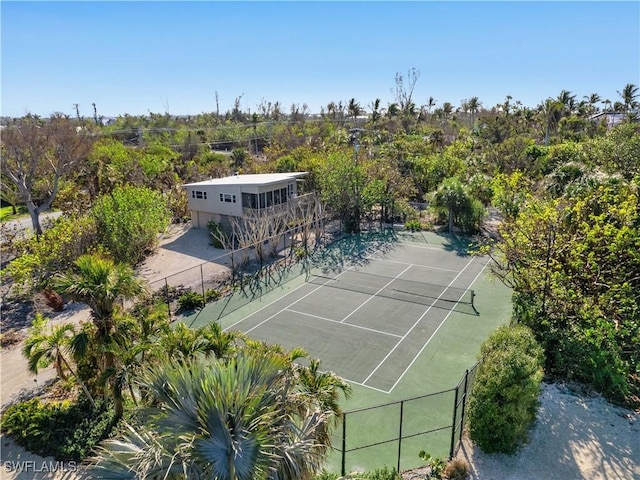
[387,260,489,393]
[372,257,460,273]
[340,265,413,323]
[361,256,477,386]
[397,243,461,252]
[224,272,343,332]
[223,242,400,333]
[286,308,403,339]
[341,377,390,394]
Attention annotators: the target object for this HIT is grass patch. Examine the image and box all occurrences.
[0,205,28,222]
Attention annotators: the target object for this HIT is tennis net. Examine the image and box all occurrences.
[307,268,476,311]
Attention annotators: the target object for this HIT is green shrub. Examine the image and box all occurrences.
[4,215,98,294]
[205,288,222,302]
[293,246,308,260]
[92,185,171,265]
[177,291,204,311]
[1,397,115,461]
[345,466,401,480]
[313,470,340,480]
[466,324,544,454]
[458,197,486,234]
[418,451,446,478]
[405,219,422,232]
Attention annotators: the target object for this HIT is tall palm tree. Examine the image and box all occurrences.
[54,253,147,420]
[468,96,482,127]
[542,98,563,145]
[347,98,363,125]
[583,93,601,115]
[426,96,437,116]
[90,351,345,480]
[556,90,576,115]
[617,83,639,114]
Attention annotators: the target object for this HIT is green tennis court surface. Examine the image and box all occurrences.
[214,238,489,394]
[187,231,512,471]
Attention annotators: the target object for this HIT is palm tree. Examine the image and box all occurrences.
[295,358,352,436]
[583,93,601,115]
[369,98,381,125]
[557,89,576,115]
[468,96,482,127]
[22,313,96,405]
[23,313,76,381]
[426,96,437,116]
[90,351,345,479]
[199,322,240,359]
[433,177,469,233]
[617,83,639,114]
[347,98,363,125]
[542,98,563,145]
[54,253,147,420]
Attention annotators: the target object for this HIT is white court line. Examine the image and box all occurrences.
[387,260,489,393]
[340,265,413,323]
[369,257,460,273]
[379,243,446,252]
[361,256,477,386]
[341,377,390,394]
[224,267,352,333]
[286,308,403,339]
[223,249,388,333]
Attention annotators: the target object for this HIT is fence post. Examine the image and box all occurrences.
[449,382,460,458]
[164,278,171,319]
[201,264,206,308]
[459,368,471,448]
[341,412,347,476]
[397,400,404,473]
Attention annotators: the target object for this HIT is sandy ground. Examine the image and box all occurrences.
[2,225,640,479]
[454,383,639,480]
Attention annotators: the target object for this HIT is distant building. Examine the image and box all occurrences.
[589,111,637,130]
[182,172,309,230]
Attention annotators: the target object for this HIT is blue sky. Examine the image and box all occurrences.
[2,1,639,118]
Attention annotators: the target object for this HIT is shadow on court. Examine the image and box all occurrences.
[311,230,398,274]
[396,230,476,256]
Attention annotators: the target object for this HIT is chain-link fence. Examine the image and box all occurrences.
[339,362,481,475]
[146,216,343,319]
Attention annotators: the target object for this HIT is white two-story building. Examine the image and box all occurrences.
[182,172,309,229]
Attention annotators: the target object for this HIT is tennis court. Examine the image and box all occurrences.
[218,239,488,394]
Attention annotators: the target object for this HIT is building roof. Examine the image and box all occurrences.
[182,172,308,188]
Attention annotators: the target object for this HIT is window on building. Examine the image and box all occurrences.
[192,190,207,199]
[242,192,257,209]
[219,193,236,203]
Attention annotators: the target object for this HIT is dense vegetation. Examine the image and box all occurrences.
[1,76,638,473]
[466,324,544,454]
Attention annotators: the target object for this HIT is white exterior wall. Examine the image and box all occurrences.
[183,173,307,228]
